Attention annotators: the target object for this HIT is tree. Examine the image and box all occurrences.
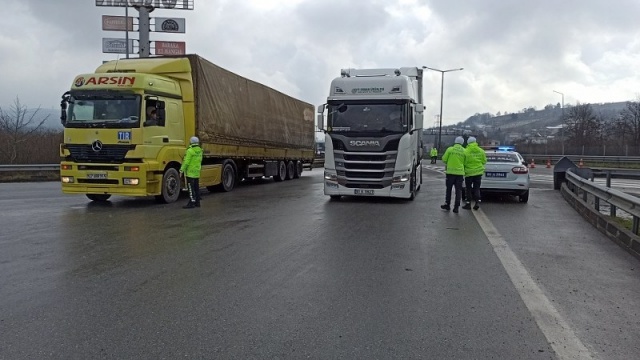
[0,97,48,164]
[563,103,603,146]
[619,100,640,144]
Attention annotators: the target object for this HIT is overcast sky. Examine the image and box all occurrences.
[2,0,640,128]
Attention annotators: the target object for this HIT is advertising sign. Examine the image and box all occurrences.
[95,0,194,10]
[154,17,186,33]
[102,38,135,54]
[102,15,134,31]
[155,41,186,55]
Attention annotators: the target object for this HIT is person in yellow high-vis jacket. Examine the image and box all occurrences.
[441,137,466,213]
[462,137,487,210]
[430,147,438,164]
[180,136,203,209]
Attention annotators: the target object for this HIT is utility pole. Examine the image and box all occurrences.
[553,90,564,155]
[136,5,153,58]
[422,66,463,152]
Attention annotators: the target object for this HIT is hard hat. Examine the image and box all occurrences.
[468,136,477,144]
[454,136,464,144]
[190,136,199,144]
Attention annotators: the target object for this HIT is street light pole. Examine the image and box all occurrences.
[553,90,565,155]
[423,66,463,153]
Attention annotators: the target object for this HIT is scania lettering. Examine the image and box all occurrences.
[350,140,380,147]
[60,55,314,203]
[317,67,425,200]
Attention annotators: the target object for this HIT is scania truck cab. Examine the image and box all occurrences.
[317,67,425,200]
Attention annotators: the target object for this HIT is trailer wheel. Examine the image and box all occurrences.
[87,194,111,202]
[155,167,181,203]
[293,161,303,178]
[286,161,295,180]
[274,161,287,182]
[217,162,236,192]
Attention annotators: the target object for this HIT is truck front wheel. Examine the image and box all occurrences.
[156,167,181,203]
[408,169,416,201]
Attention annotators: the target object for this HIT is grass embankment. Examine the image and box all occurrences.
[606,216,633,232]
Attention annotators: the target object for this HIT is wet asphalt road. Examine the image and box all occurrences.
[1,167,639,359]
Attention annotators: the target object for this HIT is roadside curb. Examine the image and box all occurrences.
[561,183,640,260]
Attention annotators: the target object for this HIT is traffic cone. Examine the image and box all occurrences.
[529,159,535,168]
[579,158,584,168]
[546,158,551,168]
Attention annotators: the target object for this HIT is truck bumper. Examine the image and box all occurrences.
[324,180,412,199]
[60,161,163,197]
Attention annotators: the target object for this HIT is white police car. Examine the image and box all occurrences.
[480,148,530,203]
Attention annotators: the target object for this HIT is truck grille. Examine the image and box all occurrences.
[66,144,135,163]
[332,138,399,189]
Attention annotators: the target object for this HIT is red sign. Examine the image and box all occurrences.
[155,41,186,55]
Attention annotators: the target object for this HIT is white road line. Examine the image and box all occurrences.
[472,209,595,360]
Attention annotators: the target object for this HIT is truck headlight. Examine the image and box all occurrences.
[324,172,337,181]
[61,176,74,183]
[123,178,139,185]
[392,174,410,182]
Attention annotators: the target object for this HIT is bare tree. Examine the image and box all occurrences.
[0,97,49,164]
[564,103,603,146]
[619,99,640,144]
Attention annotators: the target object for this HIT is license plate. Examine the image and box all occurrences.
[354,189,374,195]
[87,173,107,179]
[485,172,507,178]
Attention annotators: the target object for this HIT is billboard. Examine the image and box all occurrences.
[102,38,135,54]
[102,15,134,31]
[155,41,186,55]
[95,0,194,10]
[155,17,186,33]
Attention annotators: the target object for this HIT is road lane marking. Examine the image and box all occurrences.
[472,209,595,360]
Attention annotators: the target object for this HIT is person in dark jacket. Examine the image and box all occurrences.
[180,136,203,209]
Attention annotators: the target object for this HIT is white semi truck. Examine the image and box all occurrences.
[317,67,425,200]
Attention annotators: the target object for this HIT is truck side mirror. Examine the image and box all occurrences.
[60,91,70,126]
[317,104,326,131]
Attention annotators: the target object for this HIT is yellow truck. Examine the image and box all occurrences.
[59,55,315,203]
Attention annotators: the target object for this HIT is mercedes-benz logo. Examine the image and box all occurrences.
[91,140,103,152]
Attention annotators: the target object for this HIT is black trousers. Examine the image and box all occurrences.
[465,175,482,203]
[186,176,201,204]
[431,156,437,164]
[445,174,464,207]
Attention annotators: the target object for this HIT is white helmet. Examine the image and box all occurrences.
[468,136,477,144]
[454,136,464,144]
[190,136,199,144]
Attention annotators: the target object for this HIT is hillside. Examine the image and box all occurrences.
[431,101,629,140]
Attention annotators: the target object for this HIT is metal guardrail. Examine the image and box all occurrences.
[521,154,640,166]
[565,169,640,235]
[0,164,60,172]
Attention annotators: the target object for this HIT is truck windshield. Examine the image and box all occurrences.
[327,102,408,134]
[65,92,141,129]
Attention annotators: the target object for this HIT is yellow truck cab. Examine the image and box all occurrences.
[60,55,315,203]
